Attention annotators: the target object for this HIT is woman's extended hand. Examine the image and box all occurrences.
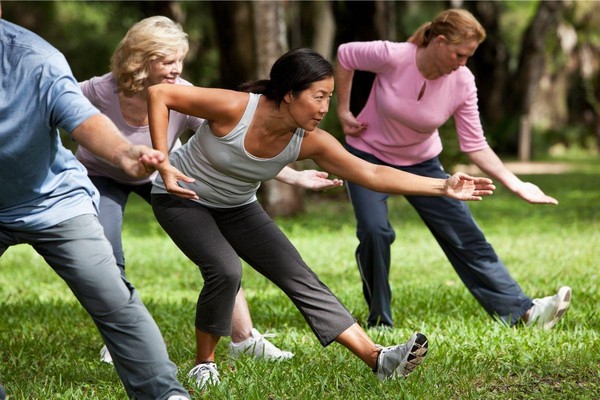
[444,172,495,201]
[292,170,344,191]
[513,181,559,205]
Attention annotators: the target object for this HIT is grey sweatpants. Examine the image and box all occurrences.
[0,214,188,400]
[152,194,355,347]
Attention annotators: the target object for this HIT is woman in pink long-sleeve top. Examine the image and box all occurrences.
[335,8,570,330]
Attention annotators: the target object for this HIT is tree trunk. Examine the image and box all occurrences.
[311,1,336,60]
[252,1,305,218]
[509,0,566,160]
[509,1,566,114]
[333,1,387,115]
[211,1,256,89]
[465,1,510,126]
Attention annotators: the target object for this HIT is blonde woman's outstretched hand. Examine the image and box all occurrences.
[444,172,495,201]
[293,170,344,191]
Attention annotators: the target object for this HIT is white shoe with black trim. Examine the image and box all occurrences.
[375,332,429,380]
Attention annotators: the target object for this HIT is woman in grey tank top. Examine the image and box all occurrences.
[80,16,344,366]
[148,48,495,389]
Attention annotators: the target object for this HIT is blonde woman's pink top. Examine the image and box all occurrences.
[76,73,203,185]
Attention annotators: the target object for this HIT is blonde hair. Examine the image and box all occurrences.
[408,9,486,47]
[111,16,189,96]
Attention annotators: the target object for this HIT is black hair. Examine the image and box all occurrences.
[239,48,333,107]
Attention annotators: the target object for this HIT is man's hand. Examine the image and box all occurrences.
[118,145,165,178]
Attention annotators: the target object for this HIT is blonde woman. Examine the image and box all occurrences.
[77,16,338,367]
[335,8,570,330]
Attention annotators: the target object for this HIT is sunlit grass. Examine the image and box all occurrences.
[1,159,599,399]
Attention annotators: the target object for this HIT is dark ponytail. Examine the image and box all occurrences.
[238,79,271,95]
[239,48,333,108]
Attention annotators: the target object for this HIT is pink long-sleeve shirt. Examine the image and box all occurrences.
[337,41,489,166]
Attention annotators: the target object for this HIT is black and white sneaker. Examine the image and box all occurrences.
[375,332,428,380]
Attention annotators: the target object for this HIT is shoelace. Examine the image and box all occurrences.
[259,332,277,340]
[188,363,219,381]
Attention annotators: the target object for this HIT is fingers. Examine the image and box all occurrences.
[472,189,494,197]
[341,119,367,137]
[314,179,344,191]
[169,188,199,200]
[527,196,559,205]
[344,125,367,137]
[161,166,198,199]
[517,182,558,205]
[311,171,328,178]
[165,182,199,200]
[474,183,496,191]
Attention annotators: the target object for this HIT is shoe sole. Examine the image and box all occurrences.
[398,333,429,377]
[544,286,571,330]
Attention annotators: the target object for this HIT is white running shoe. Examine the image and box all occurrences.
[229,328,294,361]
[99,345,113,364]
[375,332,429,380]
[526,286,572,330]
[188,362,220,390]
[167,396,189,400]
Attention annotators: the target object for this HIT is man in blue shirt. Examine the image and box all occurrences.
[0,6,189,400]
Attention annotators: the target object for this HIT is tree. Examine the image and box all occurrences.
[466,1,567,159]
[251,1,306,217]
[210,1,255,89]
[332,1,398,115]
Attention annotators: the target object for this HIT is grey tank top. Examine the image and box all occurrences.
[152,93,305,208]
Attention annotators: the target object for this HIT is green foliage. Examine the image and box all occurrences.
[500,1,540,69]
[4,0,599,156]
[43,2,146,80]
[396,1,447,41]
[1,159,599,399]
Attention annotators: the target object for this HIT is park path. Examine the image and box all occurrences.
[452,161,571,175]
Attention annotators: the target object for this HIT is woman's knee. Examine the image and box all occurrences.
[203,261,242,291]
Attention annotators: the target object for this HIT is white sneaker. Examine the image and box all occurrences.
[188,362,220,389]
[229,328,294,361]
[526,286,571,330]
[167,396,189,400]
[375,332,428,380]
[99,345,113,364]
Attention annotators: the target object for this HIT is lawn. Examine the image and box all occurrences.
[0,158,599,399]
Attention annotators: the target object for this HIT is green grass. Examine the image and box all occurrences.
[1,159,599,399]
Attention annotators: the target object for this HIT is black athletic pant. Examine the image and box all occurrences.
[152,194,355,346]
